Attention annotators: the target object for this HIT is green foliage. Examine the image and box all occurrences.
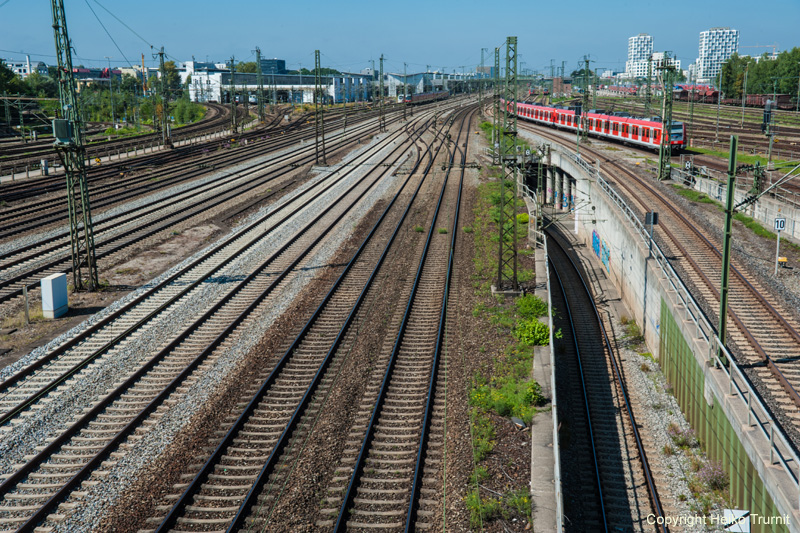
[172,97,206,125]
[236,61,259,73]
[470,465,489,485]
[516,212,529,224]
[733,212,775,240]
[505,488,532,522]
[514,319,550,346]
[465,488,502,528]
[515,294,547,320]
[462,226,473,233]
[438,227,448,234]
[717,48,800,98]
[469,408,495,462]
[414,225,424,233]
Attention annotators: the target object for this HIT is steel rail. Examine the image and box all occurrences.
[7,111,427,533]
[153,113,444,532]
[333,105,473,531]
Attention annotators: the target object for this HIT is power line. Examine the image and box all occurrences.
[83,0,134,69]
[0,0,13,9]
[90,0,153,48]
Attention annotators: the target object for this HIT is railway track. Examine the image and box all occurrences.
[122,106,476,533]
[0,107,401,306]
[0,106,439,533]
[325,109,471,532]
[547,227,664,532]
[522,120,800,447]
[0,103,241,170]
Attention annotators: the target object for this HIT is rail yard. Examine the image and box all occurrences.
[2,4,800,531]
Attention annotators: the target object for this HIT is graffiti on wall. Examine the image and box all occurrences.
[592,229,611,272]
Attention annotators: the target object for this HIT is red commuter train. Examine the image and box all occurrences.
[507,100,687,152]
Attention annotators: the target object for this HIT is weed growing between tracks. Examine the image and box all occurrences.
[463,162,550,528]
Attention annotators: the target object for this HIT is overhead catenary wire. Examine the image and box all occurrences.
[83,0,135,70]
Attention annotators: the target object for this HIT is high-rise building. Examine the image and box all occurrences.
[696,27,739,84]
[625,33,653,78]
[259,59,286,75]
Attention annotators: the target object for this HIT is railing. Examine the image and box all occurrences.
[556,146,800,512]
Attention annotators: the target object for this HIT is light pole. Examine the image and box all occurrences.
[105,56,115,125]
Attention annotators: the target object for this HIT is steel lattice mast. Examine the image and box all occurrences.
[657,52,676,181]
[229,56,237,133]
[497,36,518,292]
[314,49,327,164]
[156,47,170,145]
[254,46,265,123]
[51,0,98,291]
[492,47,500,165]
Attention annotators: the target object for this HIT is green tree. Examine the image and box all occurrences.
[25,72,57,98]
[162,60,182,97]
[236,61,258,73]
[0,60,24,94]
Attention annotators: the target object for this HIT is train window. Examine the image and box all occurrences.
[622,124,628,134]
[633,126,638,136]
[643,129,649,140]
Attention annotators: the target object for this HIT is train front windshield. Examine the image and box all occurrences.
[671,123,684,141]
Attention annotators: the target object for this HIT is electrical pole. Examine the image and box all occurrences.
[581,55,590,142]
[3,92,10,127]
[645,54,652,117]
[689,71,696,146]
[51,0,99,291]
[657,53,676,181]
[271,72,277,113]
[314,49,327,165]
[254,46,265,123]
[17,100,25,143]
[403,62,407,121]
[497,36,519,293]
[229,55,237,133]
[379,54,385,132]
[741,64,749,128]
[767,79,777,169]
[480,48,487,106]
[493,47,500,165]
[370,59,376,104]
[105,56,115,125]
[718,135,738,361]
[156,47,170,145]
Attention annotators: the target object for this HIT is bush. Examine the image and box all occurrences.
[516,294,547,320]
[516,212,529,224]
[524,381,546,406]
[514,319,549,346]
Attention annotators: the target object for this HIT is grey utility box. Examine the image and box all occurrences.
[41,273,68,319]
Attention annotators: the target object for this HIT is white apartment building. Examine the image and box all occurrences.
[625,33,653,78]
[696,27,739,84]
[651,52,681,73]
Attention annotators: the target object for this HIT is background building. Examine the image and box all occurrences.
[259,58,286,75]
[625,33,653,78]
[696,27,739,84]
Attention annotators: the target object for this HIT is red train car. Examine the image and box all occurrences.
[507,100,686,152]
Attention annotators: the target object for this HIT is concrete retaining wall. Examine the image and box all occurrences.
[519,129,800,532]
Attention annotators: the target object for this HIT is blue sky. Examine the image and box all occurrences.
[0,0,797,75]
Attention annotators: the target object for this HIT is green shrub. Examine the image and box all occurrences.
[414,225,424,232]
[516,294,547,320]
[516,212,529,224]
[515,319,550,346]
[438,227,448,234]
